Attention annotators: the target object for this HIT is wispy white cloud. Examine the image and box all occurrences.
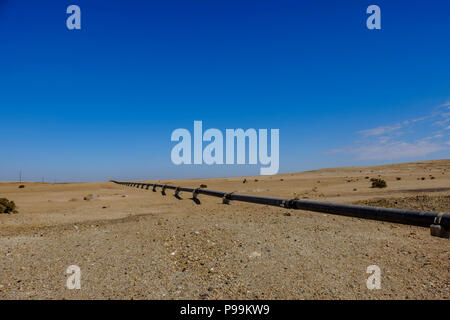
[434,112,450,127]
[352,140,444,161]
[326,102,450,161]
[358,124,402,137]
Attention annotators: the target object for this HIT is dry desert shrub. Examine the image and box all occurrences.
[370,178,387,188]
[0,198,18,214]
[83,194,99,201]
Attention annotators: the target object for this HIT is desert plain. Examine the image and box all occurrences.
[0,160,449,299]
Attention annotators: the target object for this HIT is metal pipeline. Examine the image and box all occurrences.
[111,180,450,238]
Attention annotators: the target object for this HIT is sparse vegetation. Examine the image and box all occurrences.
[83,194,99,201]
[370,178,387,188]
[242,179,247,184]
[18,185,25,189]
[200,184,208,188]
[0,198,18,214]
[396,177,401,181]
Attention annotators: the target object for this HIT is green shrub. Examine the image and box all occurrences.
[370,178,387,188]
[0,198,18,214]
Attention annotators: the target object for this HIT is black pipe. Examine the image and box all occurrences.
[111,180,449,237]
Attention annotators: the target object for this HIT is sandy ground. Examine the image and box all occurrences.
[0,160,449,299]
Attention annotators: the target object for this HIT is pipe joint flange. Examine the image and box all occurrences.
[281,198,299,209]
[222,192,233,205]
[430,212,450,238]
[192,188,200,199]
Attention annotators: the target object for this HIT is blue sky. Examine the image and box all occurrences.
[0,0,449,182]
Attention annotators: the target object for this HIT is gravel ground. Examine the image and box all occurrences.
[0,160,449,299]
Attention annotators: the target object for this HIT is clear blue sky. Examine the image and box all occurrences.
[0,0,449,182]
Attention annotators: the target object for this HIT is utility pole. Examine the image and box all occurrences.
[19,170,22,183]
